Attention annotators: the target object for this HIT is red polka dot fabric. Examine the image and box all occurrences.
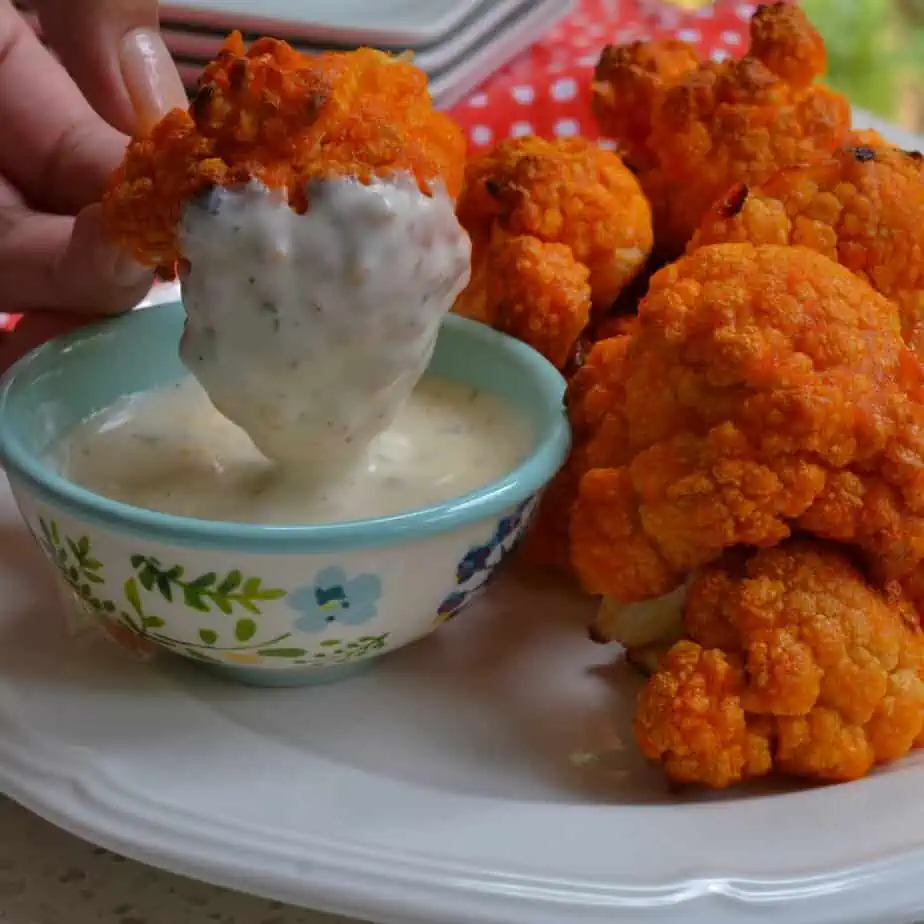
[448,0,760,149]
[0,0,759,332]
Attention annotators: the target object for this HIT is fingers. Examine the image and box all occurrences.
[0,192,152,314]
[0,2,126,213]
[35,0,187,135]
[0,310,106,374]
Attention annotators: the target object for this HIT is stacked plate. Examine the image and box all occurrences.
[16,0,573,110]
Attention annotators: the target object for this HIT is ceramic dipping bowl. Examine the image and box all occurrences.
[0,300,570,687]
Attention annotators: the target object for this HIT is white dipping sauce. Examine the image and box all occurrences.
[51,377,532,525]
[179,175,471,468]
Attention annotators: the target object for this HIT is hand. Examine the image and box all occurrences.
[0,0,186,370]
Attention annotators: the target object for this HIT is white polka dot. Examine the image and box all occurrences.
[711,48,731,62]
[511,121,534,137]
[554,118,580,138]
[467,92,488,108]
[736,3,756,20]
[676,28,701,43]
[579,53,599,67]
[471,125,493,146]
[614,28,640,44]
[551,77,578,102]
[598,138,618,151]
[588,24,605,38]
[511,85,535,104]
[571,35,592,48]
[695,5,715,18]
[721,30,743,46]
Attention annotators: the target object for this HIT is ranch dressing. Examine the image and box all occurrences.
[52,376,532,525]
[179,175,471,468]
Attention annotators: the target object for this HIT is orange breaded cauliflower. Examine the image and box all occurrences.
[635,541,924,788]
[102,33,465,266]
[592,3,850,256]
[482,236,591,370]
[519,333,632,571]
[568,244,924,607]
[691,141,924,354]
[453,135,653,369]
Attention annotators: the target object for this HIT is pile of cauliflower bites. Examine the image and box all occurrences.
[451,2,924,789]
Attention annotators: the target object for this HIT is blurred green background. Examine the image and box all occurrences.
[802,0,924,131]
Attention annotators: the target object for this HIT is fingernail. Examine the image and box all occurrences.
[120,28,188,132]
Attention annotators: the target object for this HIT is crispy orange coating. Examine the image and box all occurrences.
[481,236,591,370]
[635,541,924,787]
[568,243,924,606]
[592,3,850,256]
[691,142,924,354]
[102,33,465,266]
[519,333,632,571]
[453,136,653,359]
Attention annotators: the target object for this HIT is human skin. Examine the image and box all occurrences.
[0,0,186,371]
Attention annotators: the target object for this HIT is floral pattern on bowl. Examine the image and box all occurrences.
[288,567,382,632]
[436,495,537,624]
[31,517,393,671]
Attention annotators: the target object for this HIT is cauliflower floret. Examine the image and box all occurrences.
[691,141,924,355]
[453,135,653,368]
[567,244,924,606]
[592,3,850,256]
[102,33,466,266]
[635,541,924,787]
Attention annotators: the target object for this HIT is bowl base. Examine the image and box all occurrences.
[196,660,373,688]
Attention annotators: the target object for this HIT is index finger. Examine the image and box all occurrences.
[35,0,187,135]
[0,2,126,213]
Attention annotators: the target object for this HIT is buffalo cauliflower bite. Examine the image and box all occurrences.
[103,33,465,267]
[453,135,653,369]
[481,236,591,370]
[635,541,924,787]
[691,142,924,355]
[592,3,850,256]
[101,35,470,467]
[568,243,924,607]
[519,333,632,571]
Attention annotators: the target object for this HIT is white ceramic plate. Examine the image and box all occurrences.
[159,0,491,47]
[5,465,924,924]
[161,0,541,73]
[170,0,573,110]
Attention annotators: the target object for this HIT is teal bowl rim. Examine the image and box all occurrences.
[0,305,571,553]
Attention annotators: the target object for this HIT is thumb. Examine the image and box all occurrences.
[3,202,153,315]
[57,204,154,312]
[35,0,187,135]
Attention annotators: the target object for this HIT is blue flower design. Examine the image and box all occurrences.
[435,497,535,624]
[288,566,382,633]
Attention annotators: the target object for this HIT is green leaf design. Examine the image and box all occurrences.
[188,572,217,590]
[66,537,80,560]
[320,639,339,647]
[130,556,285,617]
[124,578,143,617]
[258,648,307,658]
[218,570,242,594]
[235,619,257,642]
[155,575,173,601]
[182,588,210,612]
[50,521,60,544]
[199,629,218,645]
[142,616,165,630]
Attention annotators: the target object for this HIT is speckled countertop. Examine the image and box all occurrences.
[0,798,356,924]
